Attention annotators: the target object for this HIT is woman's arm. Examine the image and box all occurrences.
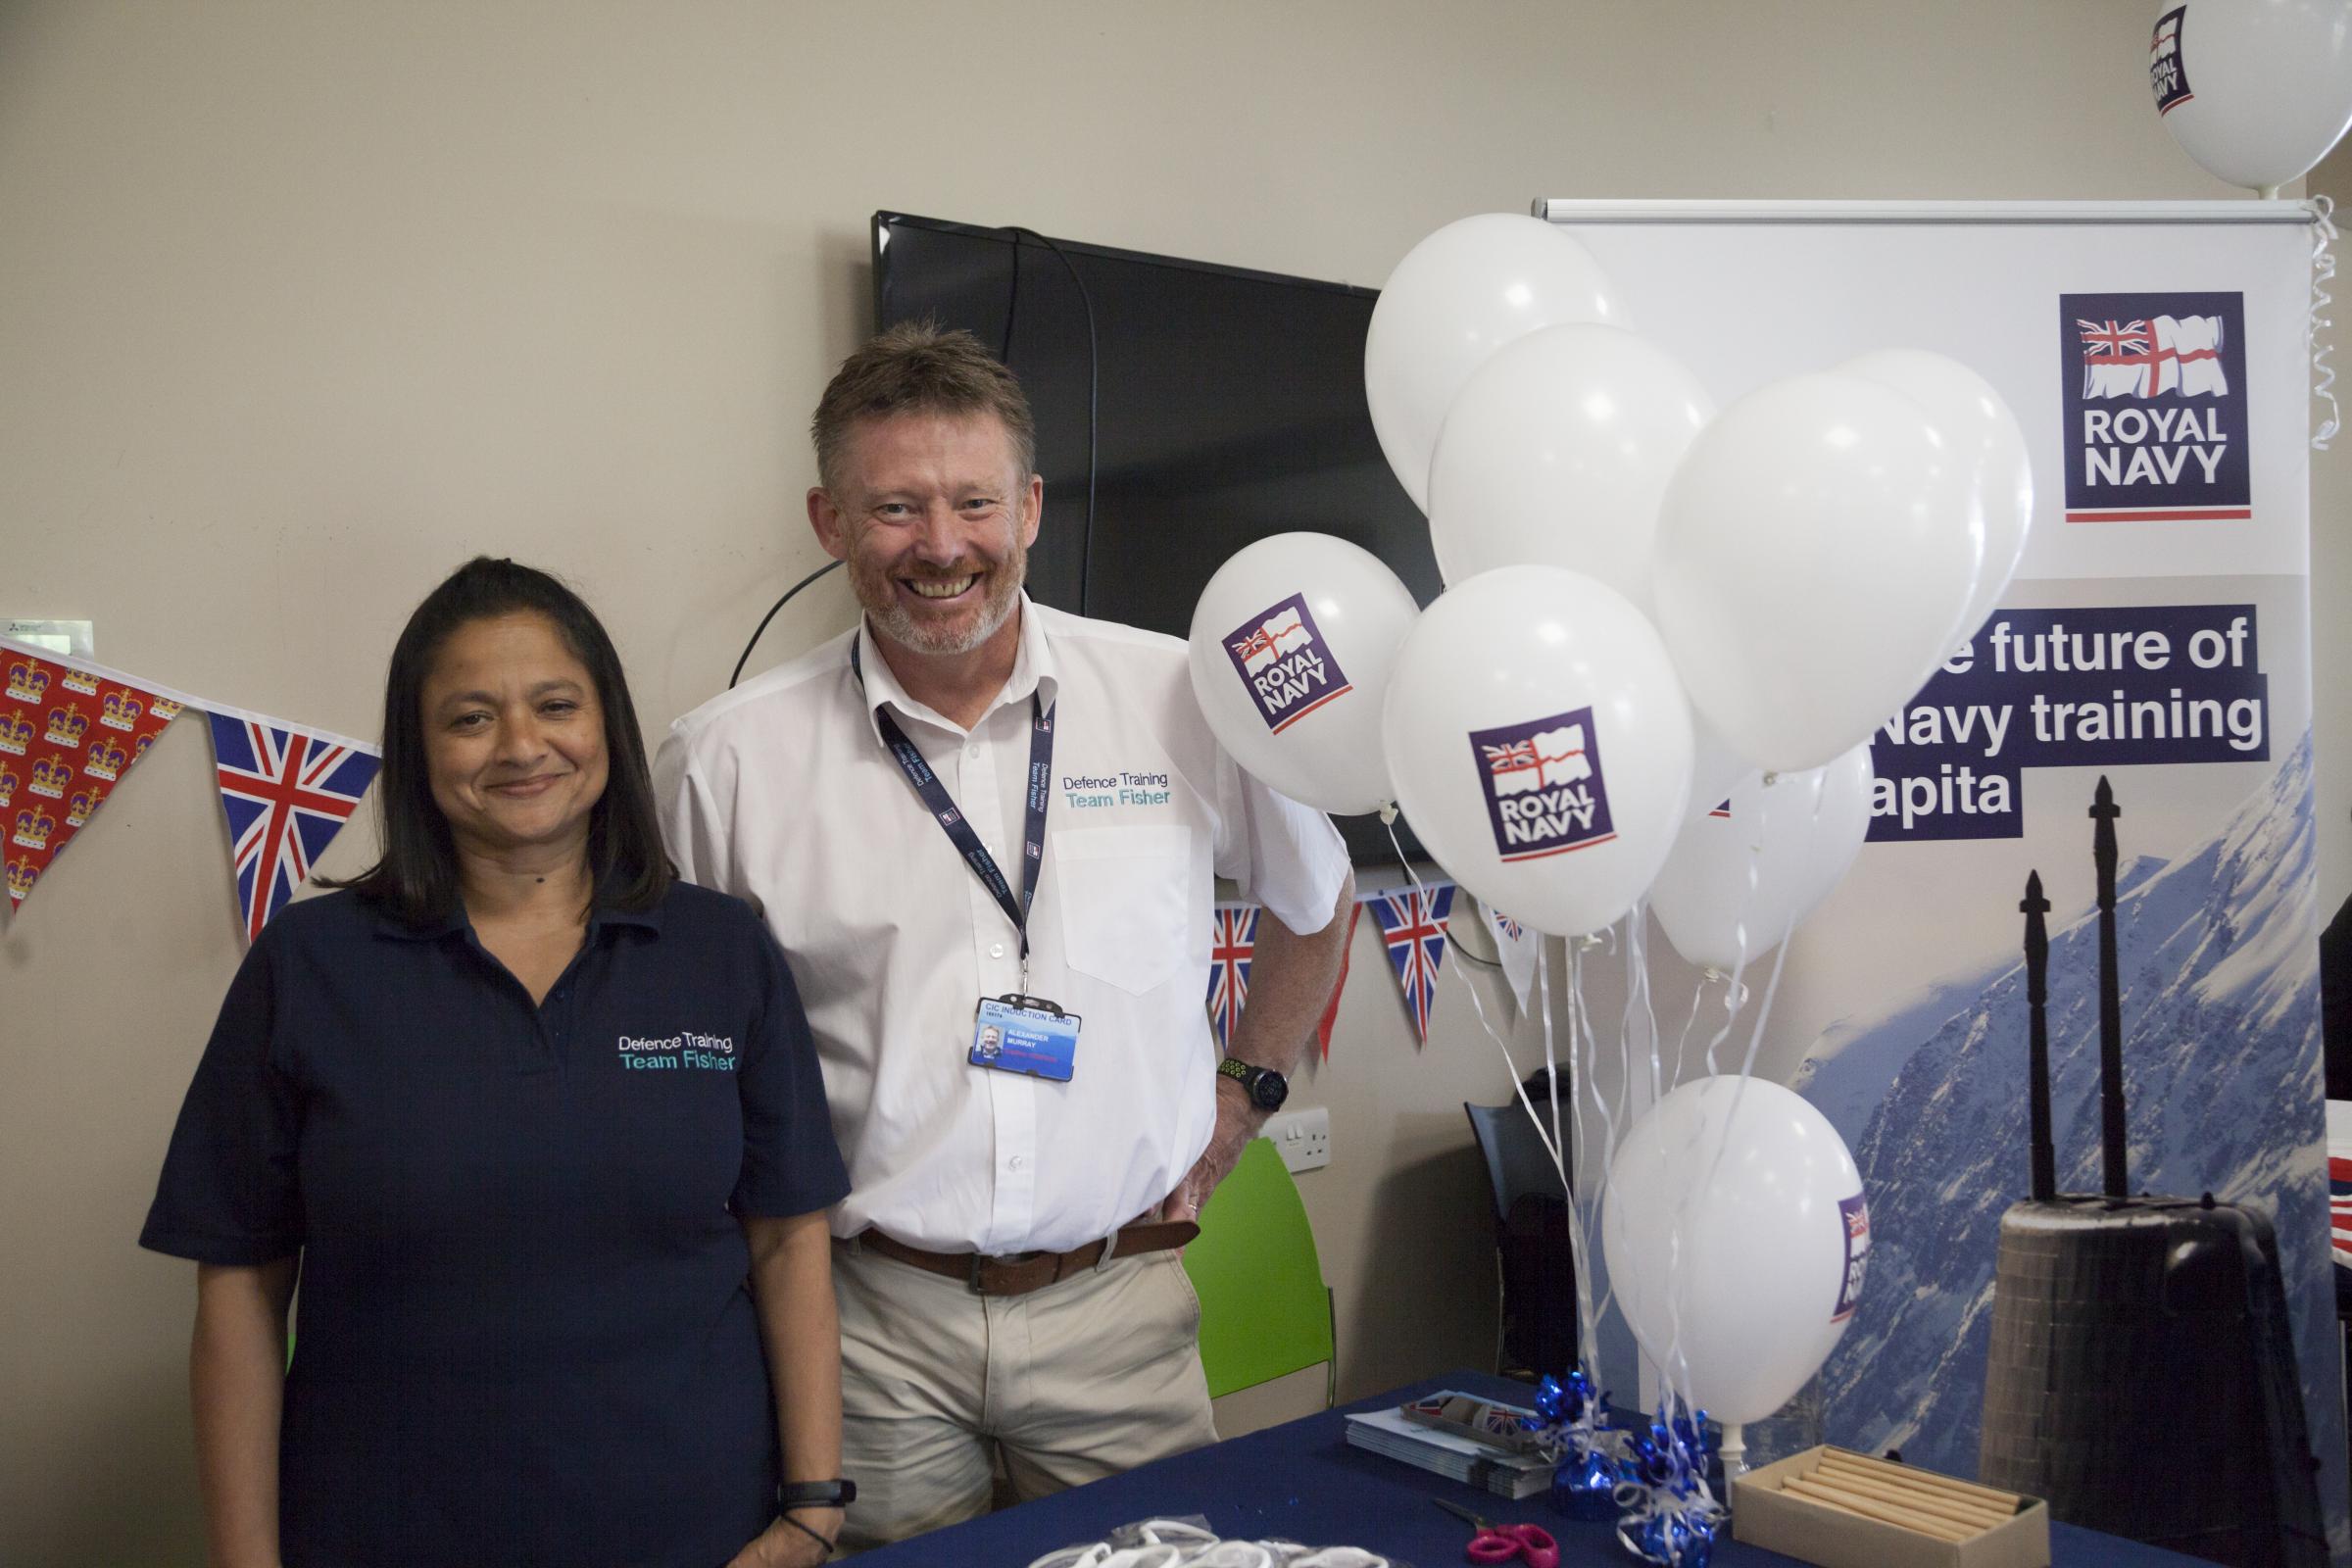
[191,1256,297,1568]
[727,1210,843,1566]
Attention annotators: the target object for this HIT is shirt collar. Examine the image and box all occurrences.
[853,593,1059,742]
[368,882,666,941]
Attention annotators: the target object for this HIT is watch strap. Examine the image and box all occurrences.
[778,1478,857,1511]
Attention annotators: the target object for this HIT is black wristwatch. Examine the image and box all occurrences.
[777,1478,857,1512]
[1217,1056,1289,1112]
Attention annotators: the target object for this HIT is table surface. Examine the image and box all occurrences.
[854,1368,2210,1567]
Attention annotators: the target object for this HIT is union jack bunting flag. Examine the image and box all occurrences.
[208,710,380,940]
[1369,882,1455,1046]
[1481,898,1540,1015]
[2331,1151,2352,1272]
[1204,903,1260,1049]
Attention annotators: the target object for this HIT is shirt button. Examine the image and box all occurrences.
[968,744,981,759]
[990,942,1006,958]
[1007,1155,1028,1171]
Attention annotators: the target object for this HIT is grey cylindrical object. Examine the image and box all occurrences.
[1979,1196,2325,1566]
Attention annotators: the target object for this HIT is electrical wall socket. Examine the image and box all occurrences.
[1262,1106,1331,1173]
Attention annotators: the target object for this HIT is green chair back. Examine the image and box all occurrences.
[1183,1135,1335,1401]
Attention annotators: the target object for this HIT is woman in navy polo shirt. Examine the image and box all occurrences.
[142,559,852,1568]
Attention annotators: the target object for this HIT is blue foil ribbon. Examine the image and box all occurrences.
[1610,1407,1724,1566]
[1527,1370,1725,1564]
[1530,1371,1631,1524]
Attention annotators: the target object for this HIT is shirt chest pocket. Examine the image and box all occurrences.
[1054,823,1196,996]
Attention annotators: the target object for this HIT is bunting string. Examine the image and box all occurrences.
[0,634,377,934]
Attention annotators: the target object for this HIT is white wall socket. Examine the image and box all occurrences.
[1262,1106,1331,1173]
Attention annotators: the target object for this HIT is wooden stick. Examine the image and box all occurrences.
[1813,1455,2013,1517]
[1817,1451,2025,1509]
[1803,1467,2007,1530]
[1784,1478,1976,1542]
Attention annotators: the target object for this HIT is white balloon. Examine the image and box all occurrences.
[1686,713,1755,824]
[1365,214,1630,512]
[1649,743,1875,975]
[2150,0,2352,192]
[1427,323,1716,610]
[1381,567,1690,938]
[1839,349,2033,660]
[1188,533,1421,815]
[1601,1076,1869,1426]
[1652,370,1983,774]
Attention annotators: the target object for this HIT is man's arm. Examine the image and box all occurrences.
[1161,867,1356,1221]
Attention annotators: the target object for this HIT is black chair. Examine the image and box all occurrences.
[1464,1071,1578,1381]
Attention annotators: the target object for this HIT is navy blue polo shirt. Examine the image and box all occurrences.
[141,881,849,1568]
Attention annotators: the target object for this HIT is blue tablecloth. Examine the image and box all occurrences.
[854,1369,2209,1567]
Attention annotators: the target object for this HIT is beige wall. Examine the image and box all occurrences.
[3,2,2340,1561]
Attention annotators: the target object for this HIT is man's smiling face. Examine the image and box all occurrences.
[811,410,1042,660]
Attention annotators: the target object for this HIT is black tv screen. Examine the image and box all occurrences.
[871,211,1438,865]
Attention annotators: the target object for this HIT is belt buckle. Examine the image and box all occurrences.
[967,1251,991,1295]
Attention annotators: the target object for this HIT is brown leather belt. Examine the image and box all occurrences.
[852,1222,1200,1298]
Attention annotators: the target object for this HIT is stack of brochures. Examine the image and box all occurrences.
[1342,1396,1557,1500]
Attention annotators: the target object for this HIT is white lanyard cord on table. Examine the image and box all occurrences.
[850,636,1055,995]
[1023,1520,1397,1568]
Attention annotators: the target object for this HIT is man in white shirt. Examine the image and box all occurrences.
[656,323,1355,1549]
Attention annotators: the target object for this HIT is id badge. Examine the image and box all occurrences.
[970,995,1081,1083]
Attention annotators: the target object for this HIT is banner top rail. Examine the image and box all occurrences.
[1531,198,2322,225]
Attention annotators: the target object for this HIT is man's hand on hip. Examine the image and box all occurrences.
[1159,1074,1263,1222]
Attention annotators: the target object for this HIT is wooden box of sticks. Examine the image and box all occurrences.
[1731,1446,2050,1568]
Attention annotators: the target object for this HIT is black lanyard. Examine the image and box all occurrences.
[851,636,1056,972]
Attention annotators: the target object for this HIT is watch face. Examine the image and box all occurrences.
[1250,1069,1287,1110]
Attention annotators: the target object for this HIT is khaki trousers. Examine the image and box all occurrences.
[831,1238,1219,1553]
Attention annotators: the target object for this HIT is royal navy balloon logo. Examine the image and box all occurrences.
[2059,290,2248,523]
[1468,707,1617,861]
[1222,593,1353,733]
[2149,6,2192,116]
[1833,1193,1871,1324]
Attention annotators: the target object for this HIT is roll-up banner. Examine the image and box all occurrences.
[1538,200,2340,1552]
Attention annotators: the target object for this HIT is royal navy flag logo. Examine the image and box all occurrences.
[1467,707,1617,862]
[1222,593,1353,734]
[2149,6,2192,115]
[2059,290,2248,523]
[1833,1193,1871,1323]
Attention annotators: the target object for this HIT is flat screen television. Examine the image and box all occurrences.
[870,211,1436,866]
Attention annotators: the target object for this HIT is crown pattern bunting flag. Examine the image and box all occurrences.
[0,647,181,916]
[207,711,380,940]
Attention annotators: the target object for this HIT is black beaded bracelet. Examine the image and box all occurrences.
[774,1509,836,1559]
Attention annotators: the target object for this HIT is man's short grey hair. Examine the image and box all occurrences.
[809,320,1038,493]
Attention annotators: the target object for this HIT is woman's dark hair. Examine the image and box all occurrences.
[332,557,671,925]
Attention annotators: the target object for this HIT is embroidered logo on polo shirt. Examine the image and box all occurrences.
[1062,769,1172,808]
[616,1032,737,1071]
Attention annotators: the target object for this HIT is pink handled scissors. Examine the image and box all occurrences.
[1432,1497,1561,1568]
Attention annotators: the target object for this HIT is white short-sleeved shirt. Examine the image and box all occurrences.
[656,597,1349,1254]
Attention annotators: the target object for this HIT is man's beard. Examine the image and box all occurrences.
[857,530,1028,658]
